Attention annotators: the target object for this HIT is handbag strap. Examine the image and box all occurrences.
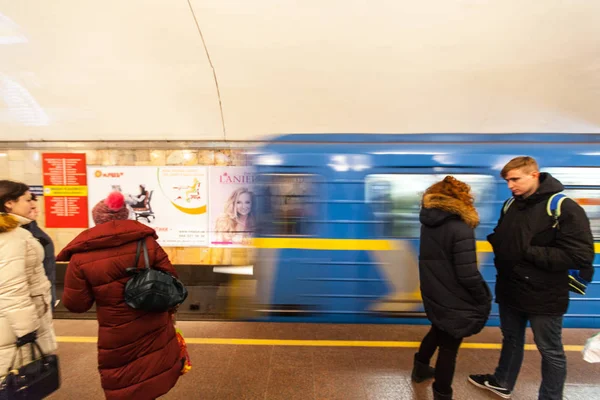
[29,341,45,359]
[127,239,150,274]
[7,347,20,373]
[141,238,150,269]
[134,240,142,269]
[133,239,150,270]
[7,341,46,373]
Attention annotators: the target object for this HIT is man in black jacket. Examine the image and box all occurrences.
[468,156,595,400]
[22,193,57,309]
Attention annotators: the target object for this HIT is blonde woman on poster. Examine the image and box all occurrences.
[213,187,255,245]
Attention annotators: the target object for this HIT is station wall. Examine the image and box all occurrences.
[0,142,255,266]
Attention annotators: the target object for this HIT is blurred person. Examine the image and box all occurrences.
[0,180,57,377]
[468,157,595,400]
[126,184,148,208]
[412,176,492,400]
[57,191,185,400]
[22,193,58,308]
[214,187,255,244]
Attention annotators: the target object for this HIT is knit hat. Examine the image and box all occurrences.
[92,191,130,225]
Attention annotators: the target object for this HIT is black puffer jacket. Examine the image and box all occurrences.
[419,193,492,339]
[488,173,595,316]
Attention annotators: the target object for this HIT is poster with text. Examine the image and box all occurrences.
[42,153,88,228]
[209,167,257,247]
[87,166,209,246]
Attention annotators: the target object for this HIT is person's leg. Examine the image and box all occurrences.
[412,325,437,382]
[469,304,527,398]
[416,325,438,363]
[530,314,566,400]
[431,327,462,397]
[493,304,528,390]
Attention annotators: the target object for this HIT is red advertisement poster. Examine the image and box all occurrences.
[42,153,88,228]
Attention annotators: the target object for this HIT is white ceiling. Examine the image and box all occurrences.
[1,0,600,141]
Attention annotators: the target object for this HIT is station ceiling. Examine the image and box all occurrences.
[1,1,599,141]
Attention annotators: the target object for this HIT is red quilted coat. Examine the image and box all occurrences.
[57,220,182,400]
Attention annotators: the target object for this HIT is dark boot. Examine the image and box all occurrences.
[411,353,435,383]
[433,385,453,400]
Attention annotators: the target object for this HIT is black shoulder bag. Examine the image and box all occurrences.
[124,238,188,312]
[0,331,60,400]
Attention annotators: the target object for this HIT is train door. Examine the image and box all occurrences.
[252,172,326,320]
[362,166,499,322]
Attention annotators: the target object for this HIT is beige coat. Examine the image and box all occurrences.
[0,213,56,378]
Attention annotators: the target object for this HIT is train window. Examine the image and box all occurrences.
[256,174,316,236]
[365,174,496,238]
[542,167,599,187]
[542,168,600,239]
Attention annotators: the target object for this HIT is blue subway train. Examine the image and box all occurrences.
[249,134,600,328]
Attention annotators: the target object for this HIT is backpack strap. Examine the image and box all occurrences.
[501,197,515,215]
[547,193,568,228]
[502,193,568,228]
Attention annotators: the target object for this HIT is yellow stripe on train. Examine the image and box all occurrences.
[253,238,599,254]
[252,238,395,251]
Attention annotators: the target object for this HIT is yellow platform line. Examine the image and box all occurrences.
[55,336,584,351]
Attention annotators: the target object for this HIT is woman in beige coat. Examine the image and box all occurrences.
[0,180,57,377]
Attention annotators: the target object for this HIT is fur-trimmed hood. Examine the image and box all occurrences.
[0,212,31,233]
[420,193,479,228]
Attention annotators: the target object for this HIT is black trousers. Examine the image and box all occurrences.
[416,324,463,395]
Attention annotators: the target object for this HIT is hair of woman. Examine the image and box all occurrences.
[423,176,475,207]
[215,187,255,234]
[0,180,30,213]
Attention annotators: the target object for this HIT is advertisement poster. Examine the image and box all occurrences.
[209,167,256,247]
[42,153,88,228]
[87,166,209,246]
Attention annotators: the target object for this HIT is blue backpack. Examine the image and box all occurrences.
[502,192,567,228]
[502,193,589,295]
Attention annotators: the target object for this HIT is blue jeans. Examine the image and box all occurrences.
[494,304,566,400]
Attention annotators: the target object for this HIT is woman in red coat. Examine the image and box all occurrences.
[57,192,184,400]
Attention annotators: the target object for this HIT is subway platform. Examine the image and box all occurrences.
[46,320,599,400]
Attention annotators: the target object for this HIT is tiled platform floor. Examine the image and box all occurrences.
[47,320,600,399]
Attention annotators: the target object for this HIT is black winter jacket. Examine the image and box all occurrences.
[488,173,595,316]
[419,193,492,339]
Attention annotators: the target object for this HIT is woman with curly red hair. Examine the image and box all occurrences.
[411,176,492,400]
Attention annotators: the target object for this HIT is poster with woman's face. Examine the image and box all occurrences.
[209,167,257,247]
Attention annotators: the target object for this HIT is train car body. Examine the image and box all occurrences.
[249,134,600,328]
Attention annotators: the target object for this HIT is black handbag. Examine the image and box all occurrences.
[0,334,60,400]
[124,238,188,312]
